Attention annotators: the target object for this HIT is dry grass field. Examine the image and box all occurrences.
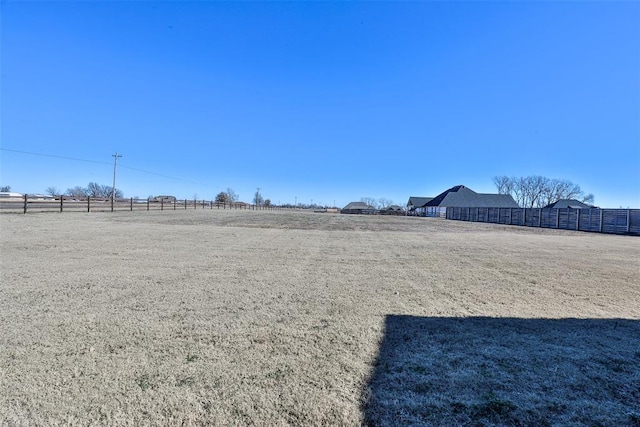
[1,209,639,426]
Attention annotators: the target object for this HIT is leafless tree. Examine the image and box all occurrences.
[66,183,122,199]
[493,175,594,208]
[378,198,394,209]
[45,186,59,196]
[66,186,88,197]
[360,197,378,209]
[493,176,513,195]
[253,191,264,206]
[225,188,239,203]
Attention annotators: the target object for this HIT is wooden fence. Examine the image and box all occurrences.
[0,195,288,214]
[446,207,640,236]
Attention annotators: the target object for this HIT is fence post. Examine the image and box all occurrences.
[576,209,580,231]
[174,199,176,210]
[185,199,187,210]
[556,209,560,229]
[147,198,150,211]
[194,199,196,209]
[627,209,631,234]
[538,209,541,227]
[24,194,28,214]
[161,199,164,211]
[599,209,603,232]
[130,197,133,211]
[87,196,90,213]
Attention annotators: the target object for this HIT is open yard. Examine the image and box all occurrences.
[1,210,639,426]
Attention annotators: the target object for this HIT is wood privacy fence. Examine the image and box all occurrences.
[446,207,640,236]
[1,195,287,214]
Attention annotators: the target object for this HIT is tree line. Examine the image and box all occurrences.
[43,183,124,199]
[360,197,395,209]
[493,176,594,208]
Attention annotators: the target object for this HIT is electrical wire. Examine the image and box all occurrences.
[0,147,209,186]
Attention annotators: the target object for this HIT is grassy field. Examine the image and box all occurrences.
[1,209,638,426]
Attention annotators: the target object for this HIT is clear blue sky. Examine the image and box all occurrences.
[2,1,639,208]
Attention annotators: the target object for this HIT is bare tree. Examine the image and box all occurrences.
[253,191,264,206]
[66,183,122,199]
[493,175,594,208]
[45,186,59,196]
[493,176,513,195]
[66,186,88,197]
[378,198,394,209]
[0,185,11,192]
[225,188,239,203]
[87,182,122,199]
[360,197,378,209]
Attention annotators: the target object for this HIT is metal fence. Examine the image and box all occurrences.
[446,207,640,236]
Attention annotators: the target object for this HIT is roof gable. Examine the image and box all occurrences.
[543,199,594,209]
[426,185,519,208]
[342,201,374,210]
[407,196,433,207]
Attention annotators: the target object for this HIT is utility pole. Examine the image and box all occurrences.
[111,152,122,212]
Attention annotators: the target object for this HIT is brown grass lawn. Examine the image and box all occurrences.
[0,210,638,426]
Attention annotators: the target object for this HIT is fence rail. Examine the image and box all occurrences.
[446,207,639,235]
[0,195,288,214]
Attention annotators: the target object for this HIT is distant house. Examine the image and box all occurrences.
[543,199,595,209]
[379,205,405,215]
[406,197,433,216]
[153,195,176,203]
[424,185,519,217]
[0,192,24,199]
[341,202,376,215]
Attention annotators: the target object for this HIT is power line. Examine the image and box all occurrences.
[1,148,111,165]
[1,147,208,186]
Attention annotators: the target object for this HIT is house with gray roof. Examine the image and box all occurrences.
[424,185,519,217]
[379,205,405,215]
[406,196,433,216]
[543,199,595,209]
[341,201,376,215]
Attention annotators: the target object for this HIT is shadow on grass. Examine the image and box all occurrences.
[362,316,640,427]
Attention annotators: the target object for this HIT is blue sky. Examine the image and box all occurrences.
[2,1,639,208]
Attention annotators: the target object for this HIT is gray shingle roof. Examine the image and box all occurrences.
[342,201,374,210]
[425,185,519,208]
[543,199,594,209]
[407,197,433,208]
